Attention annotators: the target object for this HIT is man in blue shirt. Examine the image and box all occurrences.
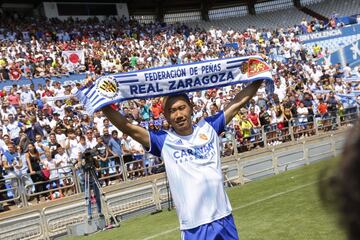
[108,130,123,181]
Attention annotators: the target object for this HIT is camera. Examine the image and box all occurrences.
[81,148,98,172]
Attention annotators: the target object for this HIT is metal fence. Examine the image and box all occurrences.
[0,108,356,239]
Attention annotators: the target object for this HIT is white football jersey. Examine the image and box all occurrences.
[148,111,232,230]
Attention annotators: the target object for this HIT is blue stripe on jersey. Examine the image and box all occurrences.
[149,130,167,157]
[182,214,239,240]
[204,110,225,135]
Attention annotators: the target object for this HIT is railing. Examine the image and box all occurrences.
[0,128,349,240]
[230,107,359,153]
[0,107,357,239]
[0,176,23,206]
[0,107,358,210]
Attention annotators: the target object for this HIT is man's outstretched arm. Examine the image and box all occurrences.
[224,80,264,124]
[102,105,150,148]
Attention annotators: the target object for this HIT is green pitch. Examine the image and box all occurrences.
[69,158,345,240]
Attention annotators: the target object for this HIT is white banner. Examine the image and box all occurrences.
[75,56,273,114]
[62,50,85,65]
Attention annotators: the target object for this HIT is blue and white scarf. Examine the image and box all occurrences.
[75,56,273,114]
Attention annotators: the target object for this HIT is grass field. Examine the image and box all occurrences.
[68,158,345,240]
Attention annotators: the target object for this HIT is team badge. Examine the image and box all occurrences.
[96,76,119,99]
[199,133,208,141]
[247,58,270,77]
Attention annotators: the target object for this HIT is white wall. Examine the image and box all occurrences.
[42,2,129,20]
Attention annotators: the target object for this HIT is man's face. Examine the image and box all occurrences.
[86,130,93,139]
[50,135,56,143]
[112,132,118,139]
[8,144,15,153]
[35,135,42,142]
[80,138,86,145]
[57,147,64,154]
[210,104,218,114]
[103,129,109,136]
[69,133,76,139]
[3,135,10,143]
[164,96,193,135]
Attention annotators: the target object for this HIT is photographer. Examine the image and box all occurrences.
[79,149,102,220]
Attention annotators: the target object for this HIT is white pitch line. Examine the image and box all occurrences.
[142,180,319,240]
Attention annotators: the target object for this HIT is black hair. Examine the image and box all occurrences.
[163,93,191,111]
[320,120,360,240]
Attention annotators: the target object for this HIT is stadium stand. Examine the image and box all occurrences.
[306,0,360,18]
[189,7,310,31]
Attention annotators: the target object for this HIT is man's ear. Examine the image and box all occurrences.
[190,104,194,117]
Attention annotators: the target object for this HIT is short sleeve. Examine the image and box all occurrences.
[148,130,167,158]
[204,110,226,135]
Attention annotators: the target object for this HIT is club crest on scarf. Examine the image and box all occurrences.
[97,76,119,99]
[238,58,270,77]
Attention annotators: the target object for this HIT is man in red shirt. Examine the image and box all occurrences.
[317,98,330,130]
[247,107,261,129]
[9,65,22,81]
[150,98,163,120]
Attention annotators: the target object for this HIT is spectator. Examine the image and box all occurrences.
[239,114,253,150]
[296,102,309,137]
[20,86,35,105]
[54,145,72,195]
[3,114,23,144]
[47,133,61,159]
[94,136,110,186]
[85,129,97,148]
[108,130,123,181]
[326,91,338,129]
[65,129,79,164]
[25,143,44,203]
[139,99,151,121]
[7,89,20,107]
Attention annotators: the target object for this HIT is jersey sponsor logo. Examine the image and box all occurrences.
[172,140,215,164]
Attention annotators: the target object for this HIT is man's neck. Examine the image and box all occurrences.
[173,127,193,136]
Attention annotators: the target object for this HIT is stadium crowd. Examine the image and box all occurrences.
[0,13,359,211]
[0,12,354,80]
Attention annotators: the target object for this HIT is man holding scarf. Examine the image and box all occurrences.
[101,80,264,240]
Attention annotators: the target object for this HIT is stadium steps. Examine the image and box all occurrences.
[305,0,360,18]
[297,6,328,21]
[189,7,310,31]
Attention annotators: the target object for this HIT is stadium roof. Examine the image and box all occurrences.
[3,0,276,15]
